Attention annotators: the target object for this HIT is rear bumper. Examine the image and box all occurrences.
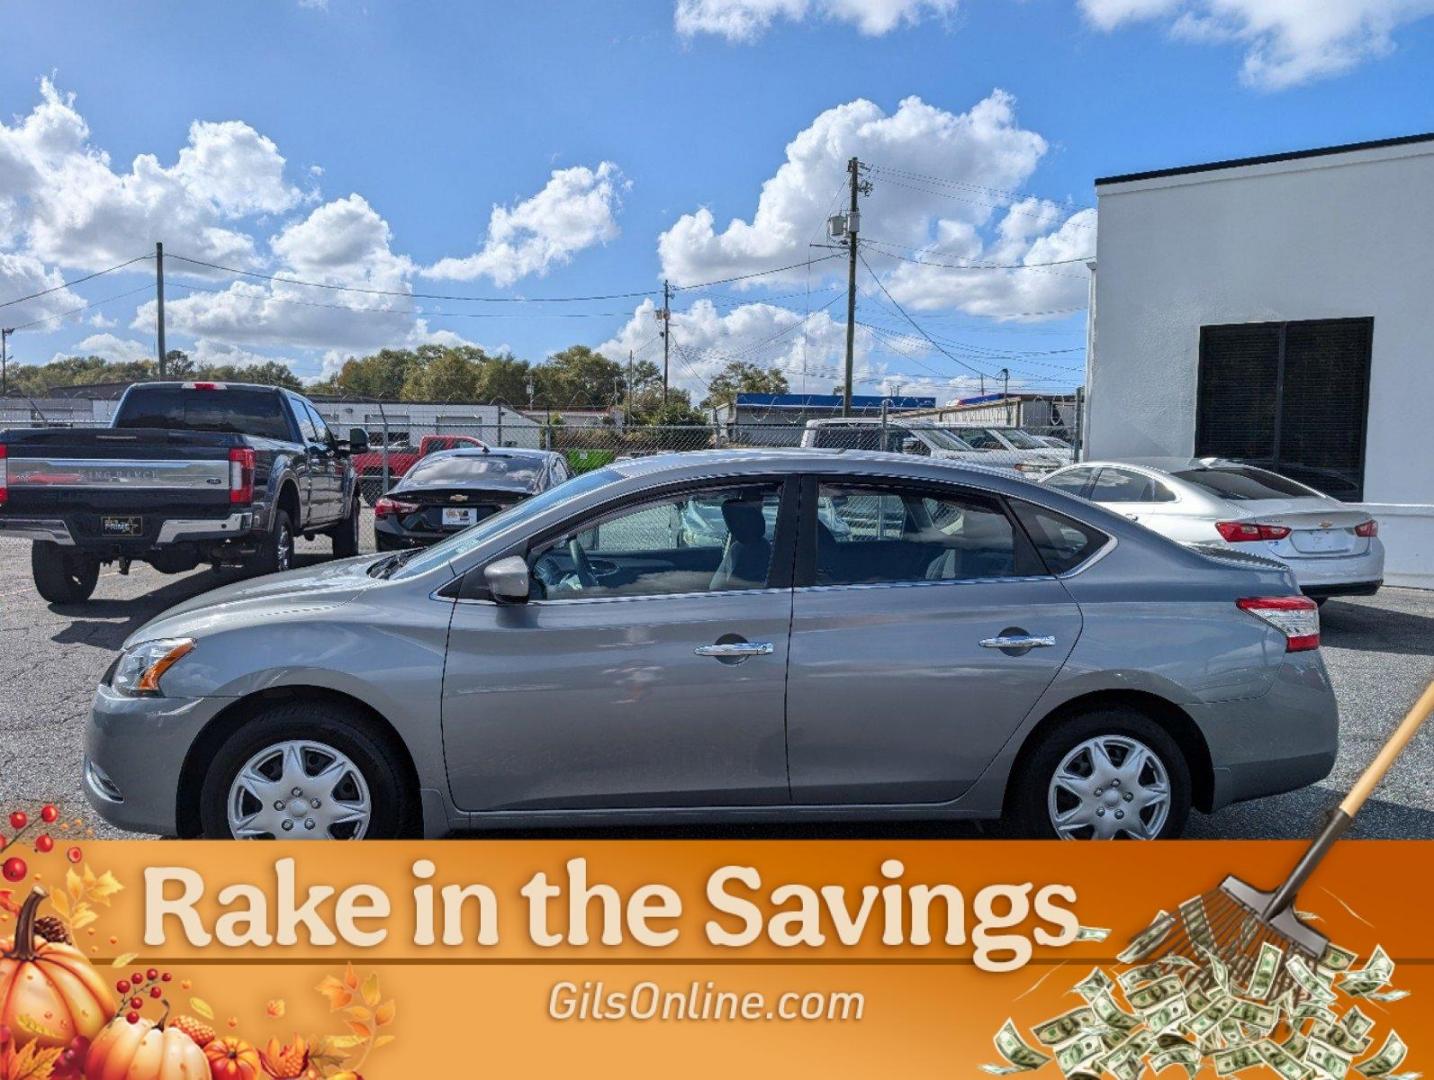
[0,511,254,552]
[1194,652,1339,811]
[1282,542,1385,592]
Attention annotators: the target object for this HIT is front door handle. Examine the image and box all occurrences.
[695,642,774,659]
[979,634,1056,650]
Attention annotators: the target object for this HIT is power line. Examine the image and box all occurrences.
[868,175,1099,230]
[867,164,1096,212]
[858,252,993,380]
[670,254,842,292]
[0,254,153,311]
[860,238,1093,272]
[9,283,157,333]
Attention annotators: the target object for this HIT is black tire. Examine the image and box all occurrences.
[31,542,100,604]
[197,700,414,839]
[252,508,294,576]
[329,496,361,558]
[1009,707,1191,840]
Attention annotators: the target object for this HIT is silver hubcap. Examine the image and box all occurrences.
[1047,735,1171,840]
[226,740,371,839]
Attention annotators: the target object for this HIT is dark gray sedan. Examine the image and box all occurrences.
[84,450,1337,840]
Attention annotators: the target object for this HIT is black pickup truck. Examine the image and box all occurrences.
[0,381,369,602]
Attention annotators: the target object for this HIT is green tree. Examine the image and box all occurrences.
[474,352,533,405]
[538,345,623,407]
[328,348,426,400]
[196,360,303,391]
[403,347,480,401]
[700,360,789,410]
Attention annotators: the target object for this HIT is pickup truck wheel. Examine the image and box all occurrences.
[198,702,411,839]
[1009,708,1190,840]
[32,542,100,604]
[254,509,294,575]
[329,496,361,558]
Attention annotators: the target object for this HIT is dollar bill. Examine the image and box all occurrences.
[1283,1032,1310,1059]
[1128,975,1185,1014]
[1199,945,1232,993]
[1307,1037,1354,1080]
[1214,1044,1264,1076]
[1228,999,1279,1033]
[1343,1007,1376,1039]
[1312,1021,1373,1057]
[1356,1032,1408,1078]
[1091,991,1142,1034]
[1146,997,1191,1034]
[1076,925,1112,942]
[1118,911,1176,964]
[1119,963,1170,992]
[985,1019,1053,1074]
[1151,1044,1200,1078]
[1288,955,1339,1005]
[1245,941,1284,1001]
[1033,1007,1099,1047]
[1258,1039,1313,1080]
[1363,989,1409,1003]
[1073,968,1115,1002]
[1056,1033,1107,1076]
[1320,943,1359,973]
[1187,997,1236,1039]
[1340,947,1395,997]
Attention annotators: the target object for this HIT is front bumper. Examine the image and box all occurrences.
[1194,652,1339,811]
[0,517,76,544]
[84,682,229,835]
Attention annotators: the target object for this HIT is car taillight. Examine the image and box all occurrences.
[0,444,7,507]
[228,447,255,505]
[374,496,418,518]
[1354,519,1378,538]
[1237,596,1320,652]
[1216,520,1291,542]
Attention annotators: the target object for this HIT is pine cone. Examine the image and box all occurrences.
[33,914,70,944]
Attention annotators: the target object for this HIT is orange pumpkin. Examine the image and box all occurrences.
[0,887,115,1050]
[204,1036,262,1080]
[85,1014,209,1080]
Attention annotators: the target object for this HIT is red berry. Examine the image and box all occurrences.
[116,980,130,994]
[66,846,82,864]
[146,967,159,981]
[150,986,162,999]
[40,805,59,824]
[131,972,143,985]
[129,997,143,1010]
[35,834,54,853]
[126,1012,140,1024]
[1,857,26,883]
[8,812,26,831]
[161,972,172,982]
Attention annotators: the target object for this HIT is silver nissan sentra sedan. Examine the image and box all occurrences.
[84,449,1338,841]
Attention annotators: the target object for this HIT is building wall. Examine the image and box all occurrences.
[1089,140,1434,587]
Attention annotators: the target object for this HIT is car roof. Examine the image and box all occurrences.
[608,447,1025,483]
[1058,457,1240,476]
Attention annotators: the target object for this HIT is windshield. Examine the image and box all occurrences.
[994,428,1045,450]
[390,467,619,580]
[913,427,976,451]
[1172,465,1319,501]
[114,387,292,440]
[405,453,542,488]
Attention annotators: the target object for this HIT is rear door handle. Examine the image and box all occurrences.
[979,635,1056,650]
[695,642,774,658]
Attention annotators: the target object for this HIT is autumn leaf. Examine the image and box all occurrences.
[1,1041,64,1080]
[110,952,138,968]
[321,1035,366,1052]
[373,1034,396,1049]
[190,997,215,1020]
[345,1020,372,1040]
[373,1000,396,1027]
[342,1006,372,1025]
[342,963,359,990]
[360,972,381,1008]
[47,892,70,919]
[316,975,353,1010]
[266,999,286,1019]
[0,890,20,917]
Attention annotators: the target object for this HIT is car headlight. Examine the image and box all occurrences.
[111,638,195,696]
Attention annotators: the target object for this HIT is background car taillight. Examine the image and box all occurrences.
[1216,520,1291,542]
[1237,596,1320,651]
[374,496,418,518]
[1354,519,1379,538]
[228,447,254,505]
[0,444,7,507]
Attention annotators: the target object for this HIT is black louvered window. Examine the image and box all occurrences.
[1195,318,1372,501]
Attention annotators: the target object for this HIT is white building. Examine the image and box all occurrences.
[1086,132,1434,588]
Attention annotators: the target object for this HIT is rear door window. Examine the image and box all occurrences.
[1009,500,1109,575]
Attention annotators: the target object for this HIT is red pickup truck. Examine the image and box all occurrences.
[353,433,487,503]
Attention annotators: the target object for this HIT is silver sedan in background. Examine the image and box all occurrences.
[85,450,1337,841]
[1041,459,1384,604]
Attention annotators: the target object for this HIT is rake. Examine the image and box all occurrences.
[1139,676,1434,1003]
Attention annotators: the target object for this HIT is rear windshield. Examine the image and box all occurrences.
[114,387,292,440]
[406,453,542,487]
[1171,466,1315,501]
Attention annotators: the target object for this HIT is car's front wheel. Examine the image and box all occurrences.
[329,496,361,558]
[1010,708,1191,839]
[198,701,412,839]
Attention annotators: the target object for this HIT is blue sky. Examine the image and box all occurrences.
[3,0,1433,401]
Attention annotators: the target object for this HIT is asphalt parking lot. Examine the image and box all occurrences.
[1,511,1431,840]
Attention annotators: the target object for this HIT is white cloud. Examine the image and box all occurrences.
[62,333,151,364]
[423,163,625,286]
[675,0,957,40]
[0,251,82,328]
[1078,0,1434,88]
[658,93,1092,319]
[0,80,301,270]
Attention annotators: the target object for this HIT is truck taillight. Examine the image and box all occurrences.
[1354,519,1378,538]
[184,381,226,390]
[229,447,255,505]
[1216,520,1291,542]
[0,444,7,507]
[1237,596,1320,652]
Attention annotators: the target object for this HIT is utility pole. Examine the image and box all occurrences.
[154,242,167,379]
[840,156,871,417]
[660,279,671,406]
[1,327,12,397]
[626,349,634,426]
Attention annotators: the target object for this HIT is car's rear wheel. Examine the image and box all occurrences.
[31,542,101,604]
[1010,708,1191,839]
[198,701,412,839]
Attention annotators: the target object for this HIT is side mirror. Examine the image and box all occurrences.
[483,556,532,604]
[348,427,370,454]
